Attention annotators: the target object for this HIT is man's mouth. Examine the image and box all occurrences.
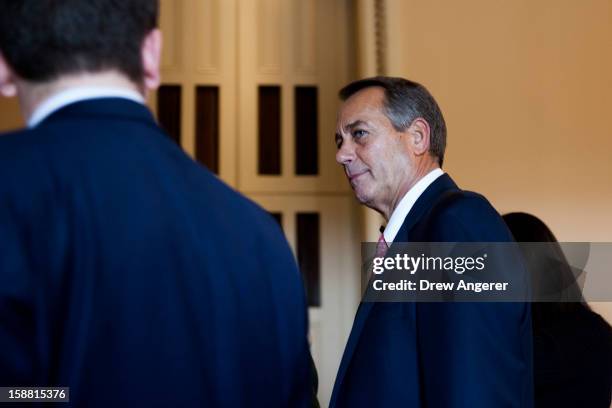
[348,170,368,182]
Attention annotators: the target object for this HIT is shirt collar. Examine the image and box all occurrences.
[383,168,445,243]
[28,86,145,128]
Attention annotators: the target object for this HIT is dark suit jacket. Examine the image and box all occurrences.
[0,98,312,407]
[331,174,533,408]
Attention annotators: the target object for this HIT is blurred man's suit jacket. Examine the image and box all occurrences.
[331,173,533,408]
[0,98,312,407]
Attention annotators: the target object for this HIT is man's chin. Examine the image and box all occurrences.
[352,189,373,206]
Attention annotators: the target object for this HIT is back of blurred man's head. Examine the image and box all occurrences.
[0,0,159,85]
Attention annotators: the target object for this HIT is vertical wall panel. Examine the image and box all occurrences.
[257,0,282,73]
[294,0,317,75]
[160,0,183,70]
[195,86,220,173]
[195,0,221,74]
[295,86,319,175]
[157,85,182,145]
[258,86,282,175]
[297,212,321,307]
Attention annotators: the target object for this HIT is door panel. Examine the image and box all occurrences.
[251,194,360,407]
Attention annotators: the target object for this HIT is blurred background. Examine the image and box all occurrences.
[1,0,610,405]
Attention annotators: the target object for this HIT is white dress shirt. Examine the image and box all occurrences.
[383,168,445,243]
[28,86,145,128]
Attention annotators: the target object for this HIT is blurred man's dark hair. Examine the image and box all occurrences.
[0,0,159,84]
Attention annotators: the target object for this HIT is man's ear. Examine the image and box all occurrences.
[407,118,431,156]
[0,53,17,97]
[141,28,162,92]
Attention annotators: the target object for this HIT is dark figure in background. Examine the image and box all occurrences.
[0,1,313,406]
[503,212,612,408]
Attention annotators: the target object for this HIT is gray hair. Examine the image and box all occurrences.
[339,76,447,166]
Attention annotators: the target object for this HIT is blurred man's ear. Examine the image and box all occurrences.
[141,29,162,93]
[0,53,17,98]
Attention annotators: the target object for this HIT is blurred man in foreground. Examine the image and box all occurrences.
[0,1,312,406]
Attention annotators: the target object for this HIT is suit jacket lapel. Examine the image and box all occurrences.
[331,174,460,406]
[393,174,459,242]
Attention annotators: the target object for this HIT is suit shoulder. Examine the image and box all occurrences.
[0,126,29,138]
[0,127,37,155]
[0,127,51,157]
[200,175,301,284]
[426,190,513,241]
[200,171,285,239]
[0,128,48,189]
[438,190,499,218]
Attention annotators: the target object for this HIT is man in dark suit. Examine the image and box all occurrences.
[331,77,533,407]
[0,1,312,406]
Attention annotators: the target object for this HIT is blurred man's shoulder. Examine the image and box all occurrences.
[204,172,280,234]
[0,127,43,176]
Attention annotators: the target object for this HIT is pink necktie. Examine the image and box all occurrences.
[375,233,389,258]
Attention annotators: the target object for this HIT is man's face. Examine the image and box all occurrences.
[335,87,414,215]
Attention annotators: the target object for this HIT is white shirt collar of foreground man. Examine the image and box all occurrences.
[28,86,145,128]
[383,167,445,243]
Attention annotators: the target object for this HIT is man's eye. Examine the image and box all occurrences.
[353,129,368,138]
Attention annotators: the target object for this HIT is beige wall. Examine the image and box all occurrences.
[0,97,23,132]
[386,0,612,321]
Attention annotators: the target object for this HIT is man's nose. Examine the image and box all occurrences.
[336,140,355,165]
